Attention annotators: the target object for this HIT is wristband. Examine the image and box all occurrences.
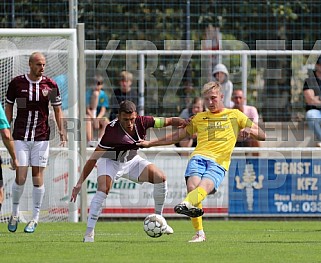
[154,117,165,128]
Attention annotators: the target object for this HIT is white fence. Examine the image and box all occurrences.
[2,146,321,222]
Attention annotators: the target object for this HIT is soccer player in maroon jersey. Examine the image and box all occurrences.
[5,52,67,233]
[71,100,185,242]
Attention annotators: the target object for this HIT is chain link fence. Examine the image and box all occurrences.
[1,1,320,121]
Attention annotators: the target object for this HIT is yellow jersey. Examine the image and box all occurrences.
[186,109,253,170]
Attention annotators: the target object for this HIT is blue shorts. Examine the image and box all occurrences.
[185,155,226,191]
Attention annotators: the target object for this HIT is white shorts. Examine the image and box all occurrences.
[96,155,151,183]
[15,140,49,167]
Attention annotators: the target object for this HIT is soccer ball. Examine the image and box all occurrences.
[143,214,167,238]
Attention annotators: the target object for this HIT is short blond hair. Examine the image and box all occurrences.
[119,71,133,81]
[201,81,222,96]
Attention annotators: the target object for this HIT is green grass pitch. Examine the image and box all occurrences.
[1,219,321,263]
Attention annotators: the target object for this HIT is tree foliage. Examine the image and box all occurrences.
[0,1,319,119]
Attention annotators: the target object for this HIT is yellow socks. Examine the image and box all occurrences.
[183,187,207,233]
[191,203,203,231]
[184,186,208,207]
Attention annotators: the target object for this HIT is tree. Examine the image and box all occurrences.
[0,0,319,119]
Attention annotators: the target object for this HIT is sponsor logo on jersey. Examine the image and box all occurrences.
[42,88,49,96]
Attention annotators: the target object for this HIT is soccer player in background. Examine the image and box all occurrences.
[5,52,67,233]
[138,81,266,242]
[0,103,18,213]
[71,100,186,242]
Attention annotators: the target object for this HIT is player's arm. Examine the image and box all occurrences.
[137,128,189,148]
[0,128,18,170]
[250,122,266,141]
[243,122,266,141]
[53,105,67,143]
[5,103,13,124]
[154,117,187,129]
[70,147,105,202]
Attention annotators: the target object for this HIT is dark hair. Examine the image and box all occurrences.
[88,75,104,86]
[317,56,321,65]
[188,96,204,116]
[192,96,202,105]
[118,100,136,114]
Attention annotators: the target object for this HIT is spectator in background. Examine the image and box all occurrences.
[303,56,321,147]
[176,82,196,113]
[213,63,234,108]
[175,97,204,148]
[53,74,68,112]
[109,71,138,121]
[86,75,110,147]
[232,89,261,148]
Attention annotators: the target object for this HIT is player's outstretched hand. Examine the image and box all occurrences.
[70,184,81,202]
[238,127,251,141]
[136,140,151,148]
[177,117,190,129]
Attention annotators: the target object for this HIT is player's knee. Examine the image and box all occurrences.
[97,175,112,194]
[152,171,166,184]
[15,176,27,185]
[97,185,110,195]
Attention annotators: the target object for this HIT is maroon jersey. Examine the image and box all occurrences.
[98,115,155,162]
[6,74,62,141]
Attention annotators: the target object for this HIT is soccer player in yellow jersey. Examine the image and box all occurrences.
[137,81,266,242]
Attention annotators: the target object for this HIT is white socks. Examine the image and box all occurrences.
[12,182,45,222]
[12,181,25,216]
[153,181,168,215]
[32,185,45,222]
[86,191,107,235]
[84,182,167,235]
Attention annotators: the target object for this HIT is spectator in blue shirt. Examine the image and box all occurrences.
[53,74,68,111]
[86,75,110,147]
